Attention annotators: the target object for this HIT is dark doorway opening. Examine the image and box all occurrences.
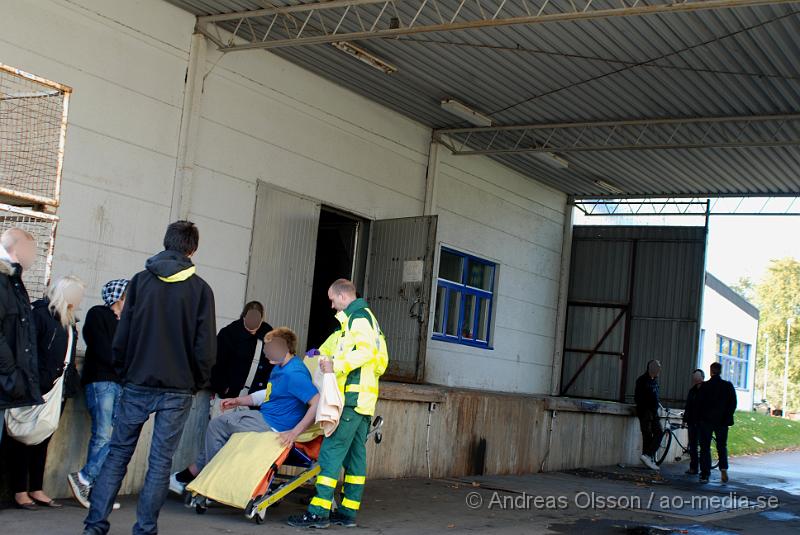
[306,207,368,350]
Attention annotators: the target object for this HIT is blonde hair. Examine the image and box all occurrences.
[47,275,86,328]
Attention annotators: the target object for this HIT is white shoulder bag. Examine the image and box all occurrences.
[240,338,264,398]
[5,327,73,445]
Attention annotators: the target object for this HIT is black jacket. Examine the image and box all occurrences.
[683,384,702,425]
[31,298,80,399]
[210,319,272,397]
[698,374,738,427]
[81,305,120,385]
[0,259,41,409]
[634,372,660,416]
[113,250,216,392]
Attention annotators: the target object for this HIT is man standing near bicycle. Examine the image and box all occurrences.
[698,362,737,484]
[682,369,705,476]
[634,359,662,471]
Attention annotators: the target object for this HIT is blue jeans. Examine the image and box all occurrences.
[84,385,193,535]
[81,381,122,484]
[0,409,4,447]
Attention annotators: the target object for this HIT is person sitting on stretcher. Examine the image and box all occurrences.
[170,327,319,495]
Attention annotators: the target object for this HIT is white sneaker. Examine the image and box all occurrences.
[169,472,186,496]
[640,454,660,471]
[113,502,121,510]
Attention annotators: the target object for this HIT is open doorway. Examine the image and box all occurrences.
[306,207,369,350]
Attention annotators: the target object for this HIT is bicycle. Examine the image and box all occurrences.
[654,416,718,469]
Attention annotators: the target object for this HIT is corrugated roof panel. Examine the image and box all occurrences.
[166,0,800,196]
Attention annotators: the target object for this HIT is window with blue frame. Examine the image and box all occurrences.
[698,329,705,367]
[432,247,495,348]
[716,334,750,389]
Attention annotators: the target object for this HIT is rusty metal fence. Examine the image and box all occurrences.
[0,62,70,297]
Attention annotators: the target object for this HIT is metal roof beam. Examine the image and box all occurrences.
[196,0,798,51]
[433,113,800,154]
[572,197,800,216]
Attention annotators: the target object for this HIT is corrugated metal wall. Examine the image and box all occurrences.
[246,181,321,350]
[562,226,707,405]
[365,216,437,381]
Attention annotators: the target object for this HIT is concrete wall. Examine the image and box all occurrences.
[699,282,759,411]
[426,151,566,394]
[1,0,193,320]
[2,0,567,394]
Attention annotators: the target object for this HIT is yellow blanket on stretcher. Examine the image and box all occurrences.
[186,425,322,509]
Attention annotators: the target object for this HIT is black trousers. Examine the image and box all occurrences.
[5,400,64,494]
[7,435,52,493]
[699,422,729,477]
[687,422,700,472]
[638,411,662,458]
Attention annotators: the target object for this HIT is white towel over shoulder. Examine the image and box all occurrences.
[311,361,344,437]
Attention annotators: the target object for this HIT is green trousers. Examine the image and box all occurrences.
[308,406,370,518]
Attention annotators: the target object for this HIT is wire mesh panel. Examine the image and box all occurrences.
[0,63,71,207]
[0,204,58,300]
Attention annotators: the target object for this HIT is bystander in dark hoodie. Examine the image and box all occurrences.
[113,245,216,392]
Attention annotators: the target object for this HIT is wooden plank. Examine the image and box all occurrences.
[544,396,636,416]
[379,381,446,403]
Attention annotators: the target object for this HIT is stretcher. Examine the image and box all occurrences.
[185,416,384,524]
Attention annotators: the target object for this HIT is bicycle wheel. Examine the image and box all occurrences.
[711,434,720,469]
[654,429,672,466]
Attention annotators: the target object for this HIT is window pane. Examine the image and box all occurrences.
[725,358,734,383]
[462,294,476,340]
[433,285,446,334]
[445,290,461,336]
[477,297,491,342]
[439,250,464,283]
[467,260,494,291]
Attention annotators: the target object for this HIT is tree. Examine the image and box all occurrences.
[731,276,756,303]
[752,258,800,414]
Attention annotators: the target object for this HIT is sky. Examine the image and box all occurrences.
[707,216,800,287]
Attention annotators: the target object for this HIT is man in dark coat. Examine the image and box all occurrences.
[84,221,216,535]
[698,361,737,483]
[682,369,705,475]
[209,301,272,399]
[634,359,662,470]
[0,227,41,446]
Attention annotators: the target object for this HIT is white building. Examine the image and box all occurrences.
[698,273,760,411]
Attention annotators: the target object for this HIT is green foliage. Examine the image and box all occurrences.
[751,258,800,413]
[731,276,756,303]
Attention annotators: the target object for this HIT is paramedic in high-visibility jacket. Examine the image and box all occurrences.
[287,278,387,529]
